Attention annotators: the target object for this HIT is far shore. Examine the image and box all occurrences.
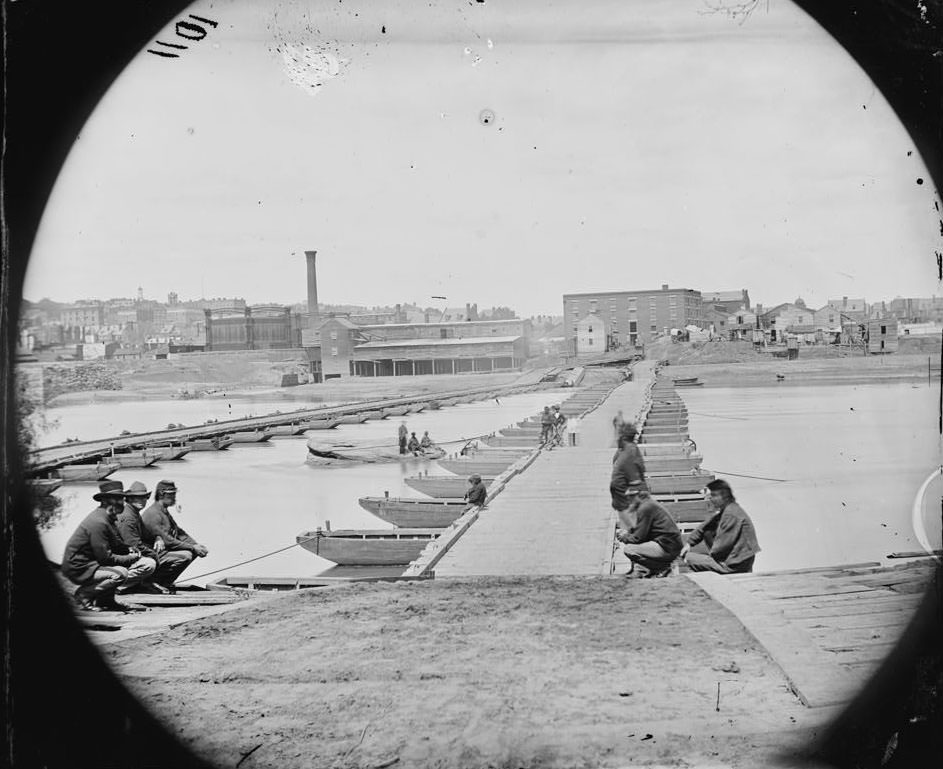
[43,350,939,409]
[660,351,937,388]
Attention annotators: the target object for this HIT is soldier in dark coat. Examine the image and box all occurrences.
[141,480,208,591]
[610,423,647,511]
[682,479,761,574]
[616,490,683,578]
[464,474,488,507]
[61,480,156,610]
[116,480,187,593]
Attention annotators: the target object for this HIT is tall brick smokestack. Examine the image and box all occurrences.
[305,250,319,326]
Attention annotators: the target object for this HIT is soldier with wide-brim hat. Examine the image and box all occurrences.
[141,479,209,591]
[60,480,156,611]
[115,481,175,595]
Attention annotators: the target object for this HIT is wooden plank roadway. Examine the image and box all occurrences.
[687,559,938,709]
[432,361,657,576]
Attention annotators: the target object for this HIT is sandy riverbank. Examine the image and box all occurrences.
[102,576,831,769]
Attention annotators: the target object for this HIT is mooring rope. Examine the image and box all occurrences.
[176,541,308,584]
[702,468,791,483]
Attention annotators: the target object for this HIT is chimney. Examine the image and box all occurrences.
[661,284,669,291]
[305,251,319,326]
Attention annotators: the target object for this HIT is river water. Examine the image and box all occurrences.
[35,381,941,582]
[36,389,572,582]
[680,382,941,571]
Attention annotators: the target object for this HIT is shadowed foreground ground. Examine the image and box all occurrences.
[100,576,838,769]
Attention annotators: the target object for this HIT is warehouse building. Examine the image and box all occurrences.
[562,285,705,353]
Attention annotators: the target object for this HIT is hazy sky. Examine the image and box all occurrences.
[23,0,942,317]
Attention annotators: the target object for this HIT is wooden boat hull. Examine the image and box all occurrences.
[359,410,387,421]
[646,473,715,494]
[381,406,410,418]
[480,435,538,448]
[189,436,234,450]
[438,458,516,476]
[303,418,340,430]
[307,439,446,464]
[55,462,120,481]
[358,497,469,527]
[150,446,192,460]
[296,528,439,565]
[643,455,703,472]
[336,414,369,424]
[269,424,310,436]
[111,454,160,468]
[407,403,428,413]
[29,479,63,496]
[404,476,494,498]
[231,430,274,443]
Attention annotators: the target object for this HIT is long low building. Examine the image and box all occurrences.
[350,335,528,377]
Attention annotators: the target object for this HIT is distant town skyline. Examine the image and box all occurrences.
[22,0,942,319]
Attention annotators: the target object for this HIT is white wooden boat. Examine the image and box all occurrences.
[646,472,715,494]
[230,428,275,443]
[189,436,235,451]
[149,445,192,460]
[302,417,340,430]
[404,475,494,498]
[110,451,160,468]
[269,423,311,436]
[296,528,440,565]
[336,413,369,425]
[438,457,516,476]
[358,497,469,527]
[54,461,120,482]
[29,478,63,496]
[307,438,445,464]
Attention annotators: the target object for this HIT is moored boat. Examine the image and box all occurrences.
[336,413,369,425]
[302,417,340,430]
[149,444,192,460]
[230,428,275,443]
[269,423,311,436]
[407,402,428,413]
[54,461,121,482]
[307,437,446,464]
[438,457,517,476]
[29,478,63,496]
[404,475,494,498]
[296,527,440,565]
[109,451,160,468]
[358,497,469,527]
[359,410,387,421]
[189,436,235,451]
[381,405,410,418]
[646,472,715,494]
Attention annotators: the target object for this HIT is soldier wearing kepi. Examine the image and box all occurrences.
[116,481,183,593]
[141,480,209,591]
[61,480,156,611]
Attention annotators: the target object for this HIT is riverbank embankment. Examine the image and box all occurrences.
[649,339,938,388]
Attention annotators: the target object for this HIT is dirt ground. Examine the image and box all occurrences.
[101,576,833,769]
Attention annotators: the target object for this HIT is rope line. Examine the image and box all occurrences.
[177,541,309,584]
[702,468,791,483]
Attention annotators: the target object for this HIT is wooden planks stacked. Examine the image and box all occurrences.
[689,559,938,708]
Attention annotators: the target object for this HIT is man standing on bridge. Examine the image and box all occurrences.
[141,480,209,591]
[681,479,760,574]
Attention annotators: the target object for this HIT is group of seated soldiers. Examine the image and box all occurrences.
[60,478,210,612]
[610,422,760,578]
